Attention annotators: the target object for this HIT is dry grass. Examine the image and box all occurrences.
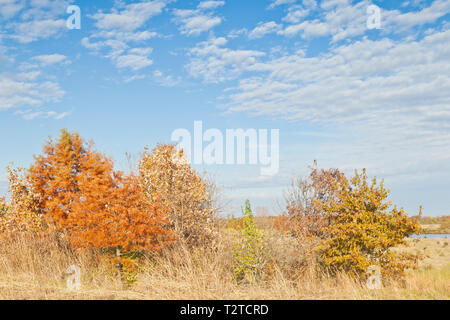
[0,229,448,300]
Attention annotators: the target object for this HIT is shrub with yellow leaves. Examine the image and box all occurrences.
[317,169,422,278]
[0,166,42,235]
[0,197,9,217]
[138,144,217,246]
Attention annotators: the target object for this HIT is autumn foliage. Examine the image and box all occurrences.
[27,129,173,253]
[316,169,422,277]
[0,129,428,288]
[282,166,344,238]
[0,167,42,235]
[138,144,217,246]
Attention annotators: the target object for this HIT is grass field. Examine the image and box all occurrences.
[0,228,448,300]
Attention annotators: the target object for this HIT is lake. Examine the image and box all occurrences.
[410,234,450,239]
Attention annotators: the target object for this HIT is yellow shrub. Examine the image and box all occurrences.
[317,169,422,278]
[138,144,217,246]
[0,166,42,235]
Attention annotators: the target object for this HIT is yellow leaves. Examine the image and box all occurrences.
[138,144,217,246]
[317,169,422,278]
[0,166,43,236]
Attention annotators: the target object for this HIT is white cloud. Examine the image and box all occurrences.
[278,19,330,37]
[2,0,71,43]
[153,69,181,86]
[123,74,146,83]
[248,21,282,39]
[221,28,450,183]
[268,0,297,9]
[282,5,310,23]
[9,18,66,43]
[226,30,450,121]
[16,109,70,120]
[172,1,224,36]
[0,72,65,110]
[92,30,158,42]
[0,45,13,64]
[384,0,450,30]
[0,0,25,19]
[187,37,265,82]
[83,1,166,74]
[115,52,153,70]
[274,0,450,42]
[197,1,225,10]
[92,0,166,31]
[277,0,367,41]
[32,54,69,66]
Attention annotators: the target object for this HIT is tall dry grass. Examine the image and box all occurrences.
[0,228,448,299]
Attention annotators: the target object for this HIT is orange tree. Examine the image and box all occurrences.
[28,129,173,254]
[316,169,422,278]
[28,129,87,227]
[66,156,174,253]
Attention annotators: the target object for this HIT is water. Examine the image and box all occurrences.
[410,234,450,239]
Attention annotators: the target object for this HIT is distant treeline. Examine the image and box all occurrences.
[412,215,450,234]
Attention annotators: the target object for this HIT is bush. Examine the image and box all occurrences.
[317,169,422,278]
[138,144,217,246]
[0,166,42,235]
[232,200,268,283]
[283,166,344,238]
[0,197,7,217]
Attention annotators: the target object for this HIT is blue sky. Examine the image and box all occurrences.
[0,0,449,216]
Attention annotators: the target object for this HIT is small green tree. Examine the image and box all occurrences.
[232,200,267,283]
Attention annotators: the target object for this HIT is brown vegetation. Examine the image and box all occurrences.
[0,129,446,300]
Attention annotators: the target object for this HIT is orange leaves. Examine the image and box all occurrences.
[68,173,174,252]
[28,129,88,226]
[27,129,174,253]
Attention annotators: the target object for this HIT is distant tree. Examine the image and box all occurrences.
[317,169,422,278]
[138,144,217,246]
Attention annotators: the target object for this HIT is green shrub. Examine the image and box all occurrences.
[232,200,268,283]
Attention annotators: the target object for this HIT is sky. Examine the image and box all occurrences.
[0,0,449,216]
